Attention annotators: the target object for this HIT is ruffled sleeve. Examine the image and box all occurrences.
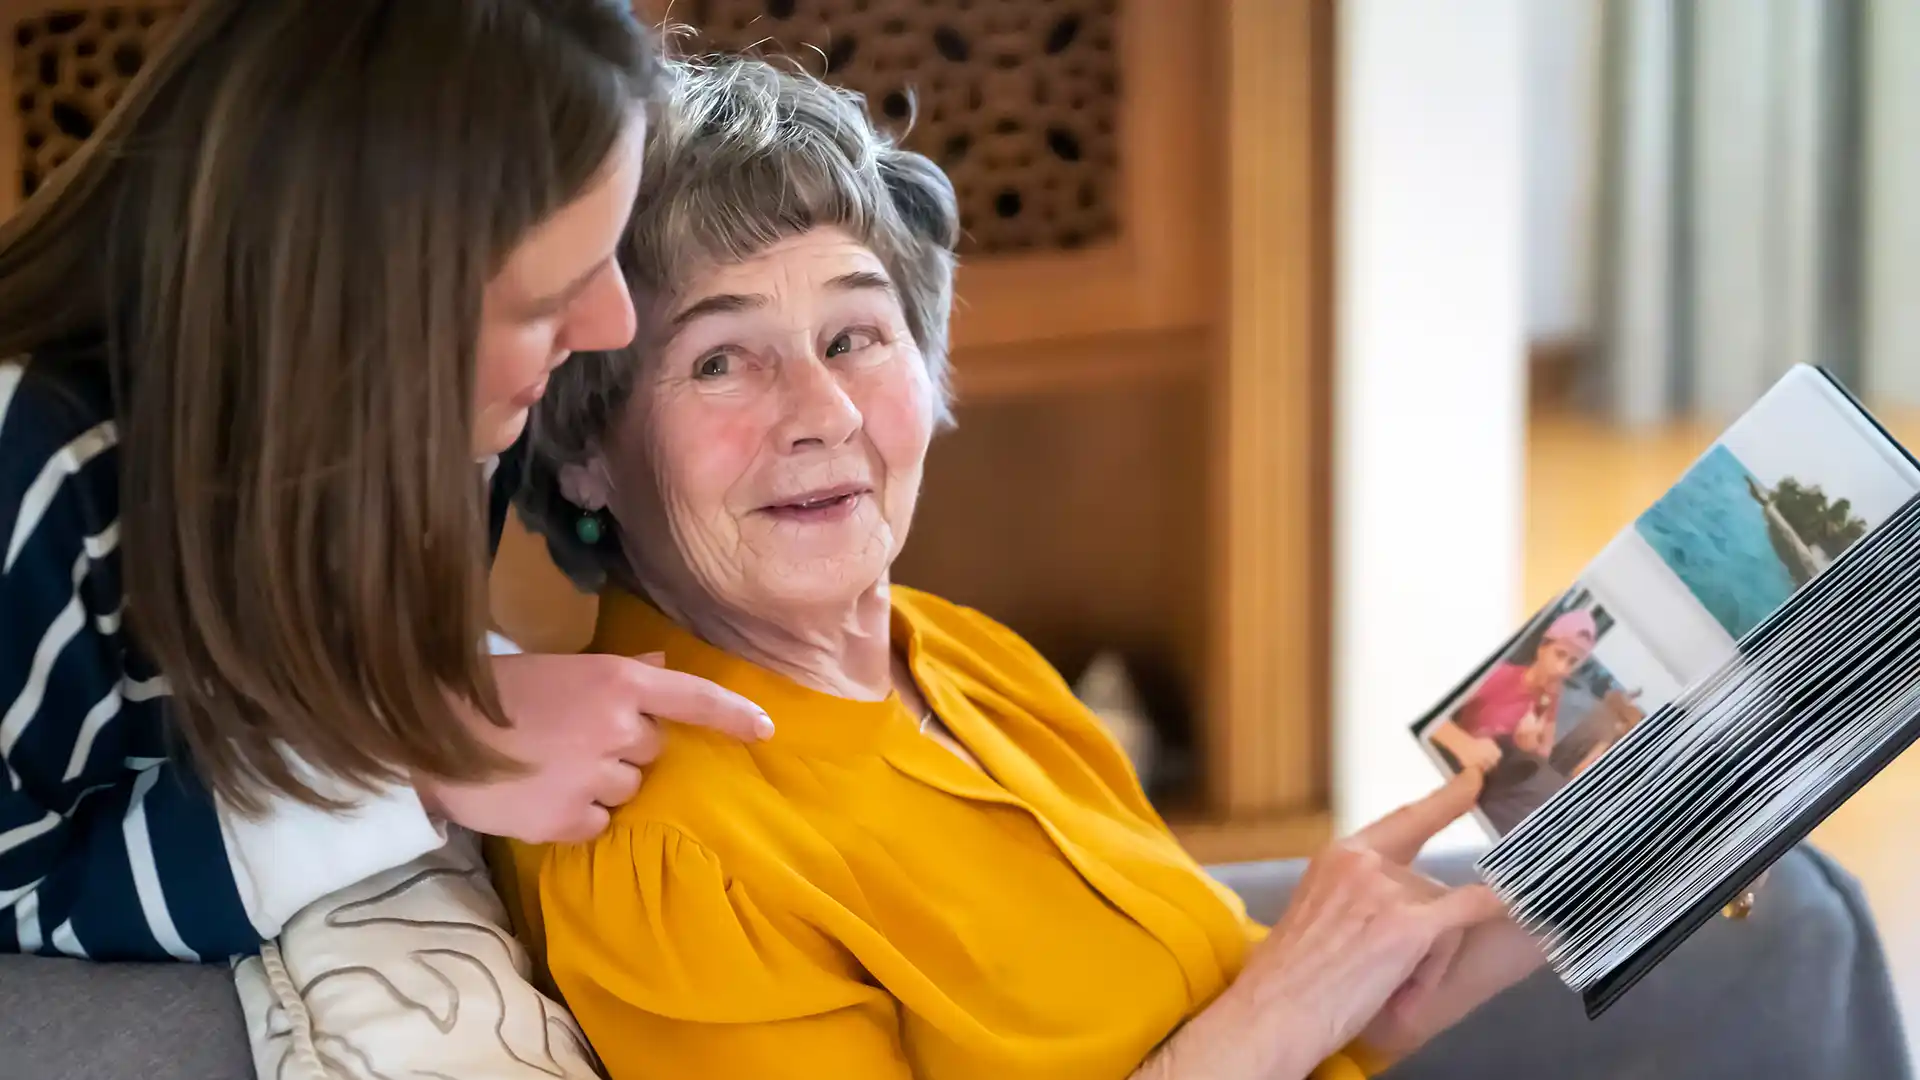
[536,821,911,1079]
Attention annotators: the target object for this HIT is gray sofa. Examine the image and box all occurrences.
[3,844,1908,1079]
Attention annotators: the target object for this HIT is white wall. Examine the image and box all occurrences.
[1334,0,1528,846]
[1525,0,1604,343]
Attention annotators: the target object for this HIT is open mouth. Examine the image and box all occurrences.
[761,485,871,521]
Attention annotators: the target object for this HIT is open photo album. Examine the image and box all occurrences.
[1409,365,1920,1018]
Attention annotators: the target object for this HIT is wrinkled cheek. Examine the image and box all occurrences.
[859,372,933,532]
[645,398,770,580]
[867,365,933,453]
[667,415,767,522]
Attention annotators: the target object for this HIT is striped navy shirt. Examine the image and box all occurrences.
[0,349,524,962]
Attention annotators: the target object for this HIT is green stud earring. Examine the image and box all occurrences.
[575,512,603,545]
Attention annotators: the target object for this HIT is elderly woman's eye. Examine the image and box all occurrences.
[695,353,731,379]
[826,328,881,358]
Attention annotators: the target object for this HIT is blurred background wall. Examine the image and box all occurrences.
[1525,0,1920,422]
[1504,0,1920,1031]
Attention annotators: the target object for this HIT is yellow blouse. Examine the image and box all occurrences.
[492,586,1370,1080]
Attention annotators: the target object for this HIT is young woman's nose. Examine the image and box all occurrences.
[560,264,637,354]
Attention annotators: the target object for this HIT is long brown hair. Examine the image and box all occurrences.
[0,0,662,811]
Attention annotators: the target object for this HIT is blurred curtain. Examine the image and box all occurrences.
[1587,0,1874,424]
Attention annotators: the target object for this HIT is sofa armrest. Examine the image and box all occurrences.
[1208,856,1311,925]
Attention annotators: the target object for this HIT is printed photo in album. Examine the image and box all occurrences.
[1414,365,1920,838]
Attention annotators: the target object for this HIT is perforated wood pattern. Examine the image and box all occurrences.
[11,5,180,198]
[6,2,1124,254]
[683,0,1122,255]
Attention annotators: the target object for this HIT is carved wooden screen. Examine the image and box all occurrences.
[10,4,180,199]
[677,0,1122,256]
[7,2,1125,259]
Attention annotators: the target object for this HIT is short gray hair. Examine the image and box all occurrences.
[516,55,962,593]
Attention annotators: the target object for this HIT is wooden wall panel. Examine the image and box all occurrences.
[1206,0,1333,824]
[895,373,1212,801]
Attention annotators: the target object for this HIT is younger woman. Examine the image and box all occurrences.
[0,0,768,963]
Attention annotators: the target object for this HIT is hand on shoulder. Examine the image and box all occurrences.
[416,651,774,844]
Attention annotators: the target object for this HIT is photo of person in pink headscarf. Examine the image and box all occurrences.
[1428,609,1598,774]
[1423,602,1630,834]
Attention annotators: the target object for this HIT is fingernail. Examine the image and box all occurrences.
[754,713,776,740]
[638,651,667,667]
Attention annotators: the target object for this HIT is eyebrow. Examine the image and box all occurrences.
[826,270,895,296]
[665,270,897,337]
[666,291,767,332]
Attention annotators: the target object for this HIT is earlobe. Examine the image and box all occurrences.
[557,457,616,511]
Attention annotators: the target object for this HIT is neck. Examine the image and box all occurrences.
[646,576,897,701]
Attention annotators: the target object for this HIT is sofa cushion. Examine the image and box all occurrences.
[233,829,601,1080]
[1385,845,1913,1080]
[0,952,251,1080]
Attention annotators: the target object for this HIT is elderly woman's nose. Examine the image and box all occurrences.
[560,264,637,354]
[775,356,862,449]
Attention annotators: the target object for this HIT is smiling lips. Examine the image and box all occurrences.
[760,483,872,523]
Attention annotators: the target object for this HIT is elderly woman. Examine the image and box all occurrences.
[494,58,1541,1080]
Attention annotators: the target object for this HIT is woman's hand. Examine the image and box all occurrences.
[1245,772,1527,1063]
[1353,869,1544,1062]
[416,652,773,843]
[1135,772,1525,1080]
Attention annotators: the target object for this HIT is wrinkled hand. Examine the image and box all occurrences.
[1355,876,1544,1060]
[1236,773,1518,1063]
[417,652,773,843]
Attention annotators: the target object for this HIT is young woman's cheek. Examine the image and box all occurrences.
[475,319,556,414]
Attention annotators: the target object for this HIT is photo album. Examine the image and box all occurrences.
[1410,365,1920,1018]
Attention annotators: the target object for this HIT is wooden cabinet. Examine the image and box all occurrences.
[0,0,1335,863]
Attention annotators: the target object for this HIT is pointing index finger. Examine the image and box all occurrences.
[623,661,774,742]
[1353,770,1483,865]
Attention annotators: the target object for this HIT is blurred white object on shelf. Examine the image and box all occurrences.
[1075,651,1159,785]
